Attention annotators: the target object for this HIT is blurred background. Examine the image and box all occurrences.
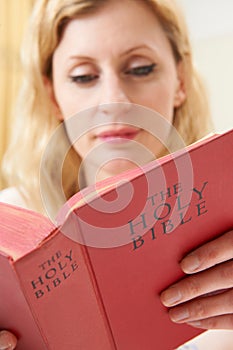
[0,0,34,188]
[179,0,233,132]
[0,0,232,189]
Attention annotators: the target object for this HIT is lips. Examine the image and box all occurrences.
[96,127,140,142]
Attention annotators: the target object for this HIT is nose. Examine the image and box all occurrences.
[98,74,132,117]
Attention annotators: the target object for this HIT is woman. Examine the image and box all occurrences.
[0,0,232,349]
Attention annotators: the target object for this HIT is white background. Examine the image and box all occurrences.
[178,0,233,132]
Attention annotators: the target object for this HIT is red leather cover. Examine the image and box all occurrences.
[0,129,232,349]
[62,129,233,349]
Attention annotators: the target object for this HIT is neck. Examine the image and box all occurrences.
[79,159,139,188]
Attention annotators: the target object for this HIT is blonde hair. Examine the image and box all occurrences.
[2,0,213,215]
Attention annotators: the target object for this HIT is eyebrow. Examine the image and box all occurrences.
[68,45,153,62]
[68,55,95,62]
[119,45,153,57]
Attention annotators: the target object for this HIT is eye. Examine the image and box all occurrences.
[69,74,98,84]
[125,63,156,77]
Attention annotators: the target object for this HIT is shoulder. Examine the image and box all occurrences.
[0,187,29,210]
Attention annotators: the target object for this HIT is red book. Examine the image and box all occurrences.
[0,129,232,350]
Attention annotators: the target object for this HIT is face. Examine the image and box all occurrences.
[50,0,186,183]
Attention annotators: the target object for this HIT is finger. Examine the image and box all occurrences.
[0,331,17,350]
[168,288,233,324]
[188,314,233,330]
[160,260,233,307]
[180,230,233,274]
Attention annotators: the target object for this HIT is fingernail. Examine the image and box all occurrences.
[169,308,189,322]
[181,254,200,273]
[188,321,202,328]
[0,331,17,350]
[161,287,182,306]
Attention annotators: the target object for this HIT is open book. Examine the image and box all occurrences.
[0,129,232,350]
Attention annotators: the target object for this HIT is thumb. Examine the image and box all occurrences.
[0,331,17,350]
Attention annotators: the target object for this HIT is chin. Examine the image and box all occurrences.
[97,159,138,180]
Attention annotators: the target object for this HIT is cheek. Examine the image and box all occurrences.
[55,93,86,119]
[53,79,95,119]
[137,84,176,123]
[72,136,90,159]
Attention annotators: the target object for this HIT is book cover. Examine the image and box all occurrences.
[0,129,232,349]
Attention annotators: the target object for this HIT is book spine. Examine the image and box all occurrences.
[0,253,48,350]
[13,220,116,350]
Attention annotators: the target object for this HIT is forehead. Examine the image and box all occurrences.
[54,0,172,58]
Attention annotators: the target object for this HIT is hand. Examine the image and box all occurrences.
[160,230,233,330]
[0,331,17,350]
